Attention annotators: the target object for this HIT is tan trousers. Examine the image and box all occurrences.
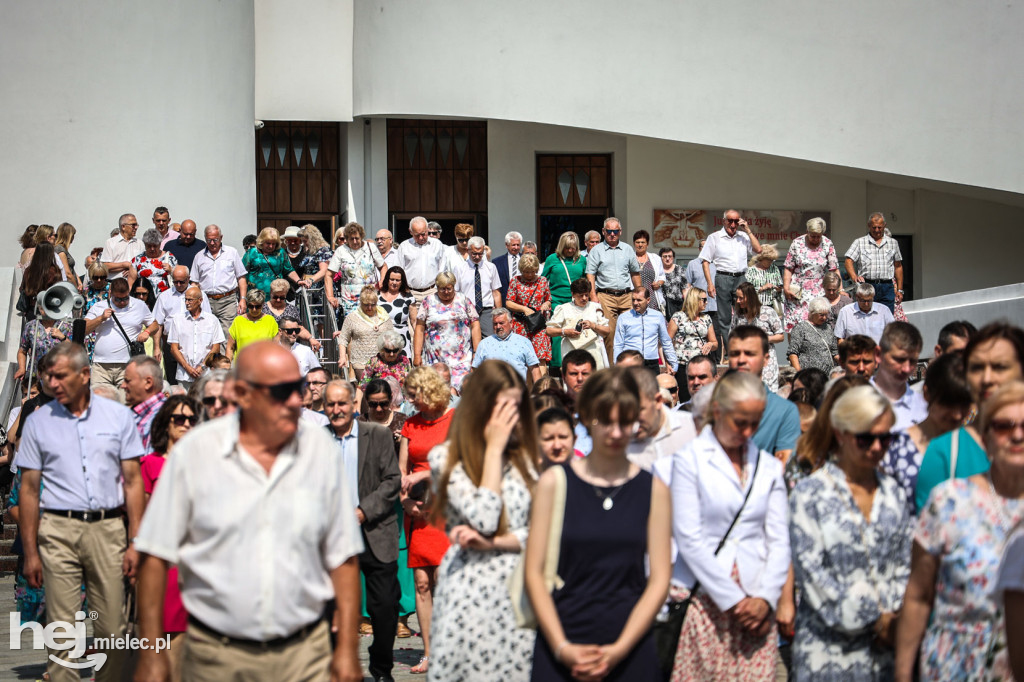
[182,620,331,682]
[38,514,128,682]
[90,362,127,402]
[597,291,633,361]
[409,286,436,304]
[208,293,239,338]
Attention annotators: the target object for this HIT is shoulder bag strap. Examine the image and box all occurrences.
[949,428,960,479]
[691,450,761,596]
[545,465,567,590]
[109,307,135,349]
[558,257,573,285]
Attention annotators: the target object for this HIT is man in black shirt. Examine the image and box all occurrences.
[164,219,206,271]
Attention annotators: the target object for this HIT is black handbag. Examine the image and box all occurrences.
[111,310,146,358]
[654,453,762,679]
[515,310,546,334]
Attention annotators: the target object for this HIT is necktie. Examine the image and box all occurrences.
[511,255,519,278]
[474,262,484,312]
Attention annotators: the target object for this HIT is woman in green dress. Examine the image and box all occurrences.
[541,231,587,372]
[242,227,309,296]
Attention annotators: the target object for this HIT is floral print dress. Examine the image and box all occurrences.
[417,292,479,389]
[20,318,73,377]
[507,275,552,361]
[83,282,110,361]
[358,355,412,390]
[297,246,332,308]
[428,444,536,681]
[881,431,924,516]
[790,461,913,681]
[131,252,178,296]
[783,236,839,331]
[730,307,783,392]
[669,312,714,364]
[331,243,383,316]
[915,477,1024,681]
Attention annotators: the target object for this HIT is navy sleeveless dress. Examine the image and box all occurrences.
[530,463,659,681]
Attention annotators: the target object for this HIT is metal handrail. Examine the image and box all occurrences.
[296,286,340,375]
[0,364,21,445]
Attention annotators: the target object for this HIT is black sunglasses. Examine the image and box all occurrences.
[202,395,223,407]
[246,378,307,402]
[281,328,300,335]
[456,237,468,243]
[726,219,740,224]
[170,414,197,426]
[367,400,390,409]
[667,386,678,394]
[91,275,108,281]
[853,432,895,449]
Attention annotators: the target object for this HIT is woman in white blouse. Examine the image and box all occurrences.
[546,277,610,369]
[668,371,790,681]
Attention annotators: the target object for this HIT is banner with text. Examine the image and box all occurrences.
[651,209,832,259]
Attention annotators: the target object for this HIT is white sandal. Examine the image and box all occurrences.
[410,656,429,674]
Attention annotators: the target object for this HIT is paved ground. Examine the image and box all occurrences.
[0,575,426,681]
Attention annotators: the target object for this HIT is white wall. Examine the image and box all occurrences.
[254,0,354,122]
[352,0,1024,194]
[0,1,257,264]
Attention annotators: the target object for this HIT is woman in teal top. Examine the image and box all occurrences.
[242,227,308,296]
[915,322,1024,511]
[541,231,587,369]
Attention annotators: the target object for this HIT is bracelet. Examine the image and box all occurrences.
[555,640,571,662]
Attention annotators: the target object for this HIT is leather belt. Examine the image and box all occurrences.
[716,270,745,278]
[409,286,434,292]
[44,508,124,522]
[596,288,630,296]
[208,288,239,300]
[188,615,320,650]
[862,278,891,284]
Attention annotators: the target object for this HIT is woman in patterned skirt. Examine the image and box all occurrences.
[505,254,552,370]
[428,360,539,681]
[632,230,666,312]
[744,244,783,312]
[783,217,839,331]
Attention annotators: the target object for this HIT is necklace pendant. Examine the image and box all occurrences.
[602,497,613,511]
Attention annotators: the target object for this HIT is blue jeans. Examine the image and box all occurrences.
[870,280,896,313]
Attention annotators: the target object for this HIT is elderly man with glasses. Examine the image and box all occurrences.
[100,212,141,284]
[586,217,643,359]
[152,265,211,384]
[699,209,763,353]
[375,229,401,269]
[167,285,225,391]
[192,224,248,336]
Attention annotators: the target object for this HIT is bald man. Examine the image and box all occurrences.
[135,342,365,682]
[165,218,207,271]
[152,265,210,384]
[168,286,224,390]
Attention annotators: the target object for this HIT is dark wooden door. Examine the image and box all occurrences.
[537,154,612,255]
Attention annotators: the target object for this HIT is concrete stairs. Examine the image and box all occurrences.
[1,509,17,573]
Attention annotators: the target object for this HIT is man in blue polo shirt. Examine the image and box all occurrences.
[586,217,642,360]
[727,325,800,463]
[471,307,541,382]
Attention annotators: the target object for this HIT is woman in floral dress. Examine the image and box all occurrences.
[131,229,178,297]
[15,301,73,383]
[358,330,413,390]
[667,287,718,396]
[505,254,552,366]
[895,381,1024,682]
[730,282,784,392]
[791,385,912,680]
[783,217,839,331]
[296,224,333,309]
[414,272,480,390]
[326,221,385,317]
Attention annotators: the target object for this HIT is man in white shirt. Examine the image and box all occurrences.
[455,236,501,336]
[582,230,601,258]
[872,321,928,431]
[279,315,322,376]
[101,213,141,283]
[152,265,211,384]
[699,209,763,350]
[626,366,697,471]
[834,282,895,345]
[397,216,447,302]
[168,286,225,390]
[84,278,157,398]
[375,229,402,269]
[191,224,248,337]
[152,206,179,248]
[134,342,364,682]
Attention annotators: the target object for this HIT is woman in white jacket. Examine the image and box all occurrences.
[668,370,790,681]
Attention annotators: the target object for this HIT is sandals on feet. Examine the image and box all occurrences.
[410,656,429,674]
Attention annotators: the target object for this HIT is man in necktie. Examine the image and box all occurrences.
[456,237,501,337]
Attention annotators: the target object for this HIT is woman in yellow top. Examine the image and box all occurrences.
[226,289,279,360]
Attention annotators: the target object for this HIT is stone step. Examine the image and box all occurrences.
[0,555,17,573]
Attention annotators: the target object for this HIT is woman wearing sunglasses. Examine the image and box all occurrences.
[358,331,412,393]
[789,385,911,680]
[667,286,718,401]
[226,290,279,361]
[895,380,1024,682]
[140,395,200,681]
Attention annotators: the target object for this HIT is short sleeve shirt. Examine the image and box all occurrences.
[585,242,641,290]
[85,298,155,363]
[228,315,280,354]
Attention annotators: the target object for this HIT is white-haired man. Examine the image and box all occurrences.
[152,265,211,384]
[455,236,501,336]
[397,216,447,303]
[699,209,763,352]
[191,224,249,336]
[492,231,523,301]
[583,230,602,257]
[374,229,401,269]
[101,213,140,284]
[834,282,895,345]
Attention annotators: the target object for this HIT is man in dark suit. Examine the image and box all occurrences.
[492,230,523,301]
[325,380,401,682]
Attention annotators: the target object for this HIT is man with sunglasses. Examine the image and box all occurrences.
[324,380,402,682]
[586,217,643,359]
[278,314,321,376]
[192,224,248,336]
[84,278,157,398]
[167,285,225,390]
[375,229,401,269]
[152,266,211,384]
[699,209,763,353]
[728,325,800,464]
[134,341,365,682]
[396,216,447,303]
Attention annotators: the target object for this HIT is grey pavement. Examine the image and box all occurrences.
[0,574,425,681]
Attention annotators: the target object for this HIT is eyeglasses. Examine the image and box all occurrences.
[245,378,307,402]
[281,328,300,335]
[207,238,222,244]
[725,219,740,224]
[307,379,327,387]
[988,419,1024,438]
[202,395,224,407]
[456,237,468,243]
[605,229,621,235]
[135,291,149,298]
[271,295,287,301]
[699,297,708,302]
[247,304,262,310]
[123,222,139,228]
[112,295,130,303]
[367,400,390,409]
[667,386,678,394]
[170,413,197,426]
[853,431,895,449]
[172,279,189,285]
[381,347,400,354]
[92,275,108,281]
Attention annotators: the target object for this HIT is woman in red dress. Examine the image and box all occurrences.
[505,253,553,369]
[399,366,455,674]
[140,395,199,682]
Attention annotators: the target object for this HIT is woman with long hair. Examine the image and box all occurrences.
[730,281,784,392]
[54,222,81,290]
[527,367,671,681]
[668,286,718,399]
[378,265,418,355]
[18,243,62,324]
[790,385,912,679]
[542,232,588,371]
[427,360,540,680]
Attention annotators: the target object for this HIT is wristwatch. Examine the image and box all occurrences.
[897,289,904,294]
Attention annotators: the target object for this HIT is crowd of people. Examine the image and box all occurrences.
[5,208,1024,682]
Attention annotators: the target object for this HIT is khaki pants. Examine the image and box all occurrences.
[409,286,436,305]
[597,291,633,361]
[91,362,127,402]
[182,620,331,682]
[208,293,239,338]
[38,514,128,682]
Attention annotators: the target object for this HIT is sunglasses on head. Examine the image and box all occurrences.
[170,413,197,426]
[246,377,307,402]
[853,432,895,449]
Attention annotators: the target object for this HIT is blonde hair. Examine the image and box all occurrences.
[358,285,378,306]
[256,227,280,250]
[682,286,706,321]
[979,380,1024,439]
[708,371,766,425]
[269,278,290,294]
[33,224,55,245]
[301,224,329,251]
[555,232,581,261]
[519,253,541,275]
[750,243,779,266]
[404,367,450,412]
[454,223,475,239]
[829,385,893,434]
[55,223,76,249]
[435,271,457,289]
